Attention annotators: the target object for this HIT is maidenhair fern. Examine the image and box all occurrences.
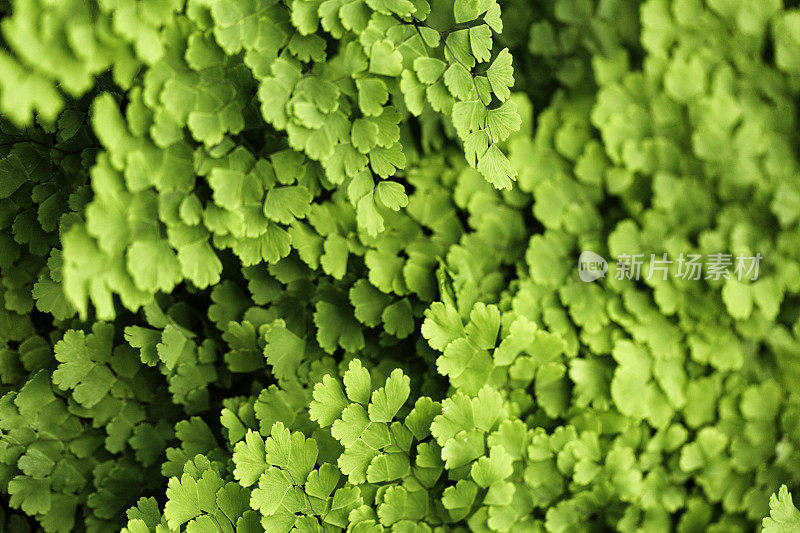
[3,1,800,532]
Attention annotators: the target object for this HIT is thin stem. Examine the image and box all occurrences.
[440,38,489,108]
[207,513,232,532]
[410,18,489,108]
[281,464,318,519]
[244,86,259,109]
[12,131,83,154]
[388,423,427,490]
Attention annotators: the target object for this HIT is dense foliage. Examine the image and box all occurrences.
[2,0,800,531]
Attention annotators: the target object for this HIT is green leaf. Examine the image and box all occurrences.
[418,27,440,47]
[377,486,427,525]
[263,322,305,382]
[270,150,307,185]
[413,57,447,84]
[486,48,514,102]
[401,70,427,116]
[314,300,366,354]
[721,278,753,320]
[233,430,267,487]
[351,118,380,154]
[452,100,487,139]
[164,471,223,529]
[437,338,492,393]
[178,239,222,289]
[321,234,350,279]
[305,463,340,500]
[486,100,521,143]
[477,144,516,190]
[444,63,475,101]
[369,40,404,77]
[310,374,350,426]
[357,78,389,116]
[127,240,183,293]
[404,397,441,441]
[33,274,76,320]
[431,387,505,445]
[369,143,406,178]
[0,153,29,198]
[454,0,490,23]
[343,359,372,405]
[350,279,392,327]
[421,302,465,351]
[763,486,800,533]
[426,81,455,114]
[374,181,408,211]
[340,0,372,31]
[264,186,313,224]
[301,76,340,113]
[332,404,376,447]
[332,405,391,483]
[208,167,260,211]
[664,54,706,103]
[381,298,414,338]
[442,480,477,521]
[369,369,411,423]
[265,422,318,482]
[291,0,320,34]
[366,0,416,15]
[249,467,305,517]
[469,25,493,63]
[186,33,225,71]
[366,453,410,483]
[52,329,116,407]
[357,192,385,236]
[8,476,51,516]
[348,168,375,203]
[464,130,489,167]
[484,2,503,32]
[470,446,513,487]
[445,30,475,68]
[0,54,63,125]
[465,302,501,349]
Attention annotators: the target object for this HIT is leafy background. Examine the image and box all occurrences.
[2,0,800,531]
